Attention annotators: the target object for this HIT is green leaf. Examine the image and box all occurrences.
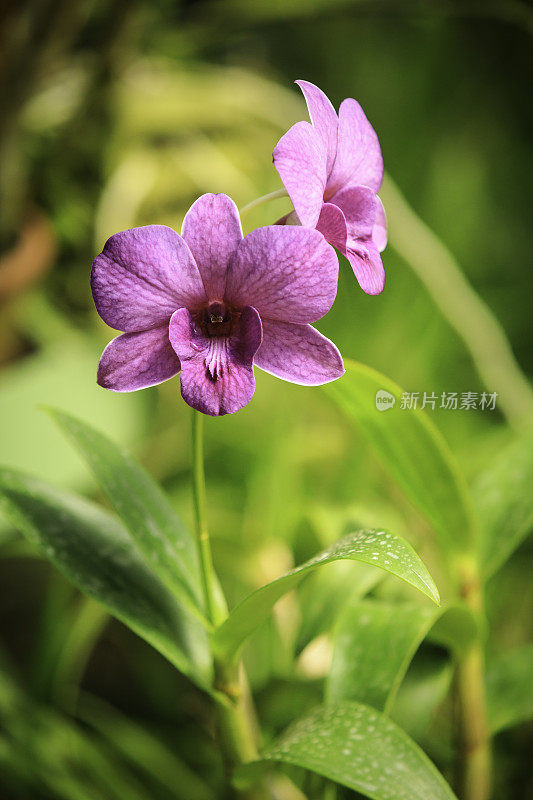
[486,644,533,734]
[473,430,533,578]
[391,656,453,743]
[327,600,476,712]
[324,360,477,554]
[0,467,212,691]
[47,408,204,618]
[213,529,439,662]
[296,561,383,653]
[426,605,479,654]
[238,701,457,800]
[328,601,440,711]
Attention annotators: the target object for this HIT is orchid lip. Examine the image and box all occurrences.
[205,336,230,381]
[199,301,234,382]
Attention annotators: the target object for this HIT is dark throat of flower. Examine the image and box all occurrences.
[202,302,233,382]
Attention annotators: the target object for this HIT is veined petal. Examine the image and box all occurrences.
[255,319,344,386]
[332,185,377,239]
[346,240,385,295]
[373,196,388,252]
[273,120,327,228]
[226,226,339,324]
[181,193,243,300]
[169,307,262,416]
[327,98,383,196]
[91,226,206,332]
[97,327,180,392]
[321,189,386,293]
[296,80,339,176]
[317,203,348,253]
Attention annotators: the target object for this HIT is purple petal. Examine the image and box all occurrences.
[373,196,388,252]
[91,226,206,332]
[316,195,385,294]
[346,240,385,295]
[331,185,377,239]
[97,327,180,392]
[255,319,344,386]
[273,121,327,228]
[181,193,242,300]
[316,203,348,252]
[296,80,339,176]
[169,306,262,416]
[226,226,339,324]
[327,98,383,197]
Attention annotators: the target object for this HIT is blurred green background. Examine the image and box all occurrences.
[0,1,531,799]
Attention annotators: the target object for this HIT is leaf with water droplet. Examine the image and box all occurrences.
[237,700,457,800]
[213,528,439,662]
[328,599,476,712]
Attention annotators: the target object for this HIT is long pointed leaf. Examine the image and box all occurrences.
[324,361,477,555]
[486,644,533,734]
[47,409,204,617]
[473,430,533,578]
[213,529,439,662]
[238,701,457,800]
[0,467,212,691]
[328,600,476,712]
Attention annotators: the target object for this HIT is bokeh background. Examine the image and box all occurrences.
[0,1,531,799]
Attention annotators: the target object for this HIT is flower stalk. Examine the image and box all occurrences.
[191,410,220,625]
[239,188,289,216]
[190,411,267,798]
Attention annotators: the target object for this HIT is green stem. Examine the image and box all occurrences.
[215,662,259,769]
[190,412,264,798]
[190,413,306,800]
[239,188,289,216]
[191,410,218,624]
[454,556,491,800]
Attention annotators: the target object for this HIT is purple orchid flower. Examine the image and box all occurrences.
[91,193,344,416]
[273,80,387,295]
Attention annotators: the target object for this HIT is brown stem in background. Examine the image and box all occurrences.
[0,211,56,303]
